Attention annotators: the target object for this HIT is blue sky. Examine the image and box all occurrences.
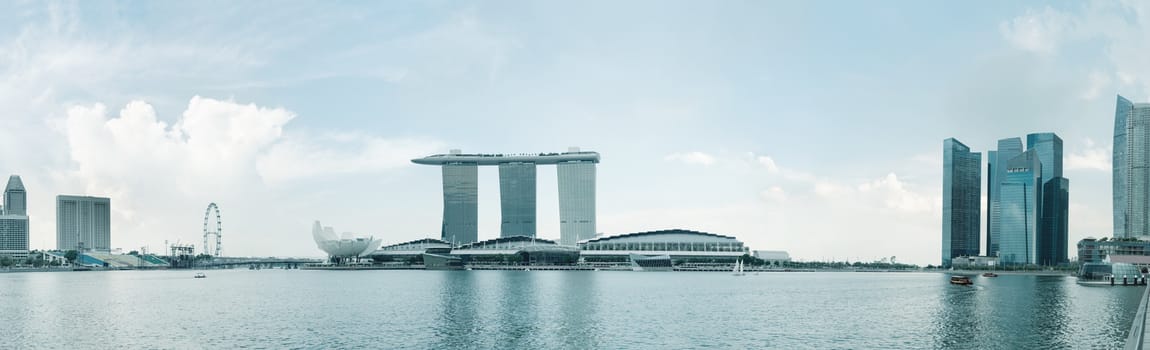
[0,1,1145,265]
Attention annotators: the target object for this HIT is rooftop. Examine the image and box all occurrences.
[412,149,599,166]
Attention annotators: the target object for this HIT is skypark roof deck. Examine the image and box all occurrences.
[412,150,599,165]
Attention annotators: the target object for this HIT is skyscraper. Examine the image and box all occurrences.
[413,148,599,246]
[0,175,29,260]
[1115,95,1150,238]
[5,175,26,215]
[1027,132,1069,265]
[943,138,982,267]
[986,137,1022,257]
[557,159,596,245]
[999,150,1041,265]
[441,162,478,245]
[56,195,111,252]
[498,162,537,237]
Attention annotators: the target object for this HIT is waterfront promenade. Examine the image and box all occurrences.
[1126,283,1150,350]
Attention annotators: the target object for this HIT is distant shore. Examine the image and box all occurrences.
[931,270,1073,276]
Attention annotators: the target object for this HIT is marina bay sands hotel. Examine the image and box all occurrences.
[412,148,599,246]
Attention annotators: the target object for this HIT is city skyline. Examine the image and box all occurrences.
[1,2,1149,264]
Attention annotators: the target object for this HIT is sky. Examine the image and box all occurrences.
[1,1,1147,265]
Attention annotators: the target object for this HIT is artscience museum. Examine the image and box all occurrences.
[312,221,383,263]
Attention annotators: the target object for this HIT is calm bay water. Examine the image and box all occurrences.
[0,270,1143,349]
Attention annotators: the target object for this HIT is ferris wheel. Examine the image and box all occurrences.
[203,203,223,257]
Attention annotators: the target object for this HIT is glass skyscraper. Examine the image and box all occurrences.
[498,162,537,238]
[943,138,981,267]
[1027,132,1068,265]
[999,150,1041,265]
[986,137,1022,257]
[441,163,479,245]
[1115,95,1150,238]
[557,160,596,245]
[56,195,112,252]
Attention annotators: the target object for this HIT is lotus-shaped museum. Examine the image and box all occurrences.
[312,221,384,258]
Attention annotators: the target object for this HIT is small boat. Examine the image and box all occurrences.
[950,276,972,285]
[982,272,999,277]
[194,272,206,279]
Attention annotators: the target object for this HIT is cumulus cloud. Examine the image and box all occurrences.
[857,173,938,214]
[1065,138,1111,171]
[664,151,716,166]
[59,96,441,253]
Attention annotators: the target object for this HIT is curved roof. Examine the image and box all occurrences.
[581,229,741,244]
[412,151,599,165]
[455,235,558,250]
[378,238,452,251]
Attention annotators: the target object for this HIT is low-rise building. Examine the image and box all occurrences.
[753,250,791,266]
[1077,237,1150,264]
[579,229,747,264]
[951,255,998,268]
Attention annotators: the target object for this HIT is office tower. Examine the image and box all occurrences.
[1027,133,1068,265]
[986,138,1022,257]
[1115,95,1150,238]
[56,195,111,252]
[943,138,982,267]
[441,162,478,245]
[558,160,597,245]
[498,162,537,238]
[999,150,1041,265]
[5,175,26,215]
[0,175,29,260]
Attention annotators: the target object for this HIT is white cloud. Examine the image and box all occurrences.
[1066,138,1111,171]
[999,7,1073,53]
[58,96,441,254]
[857,173,938,214]
[756,156,780,173]
[664,151,716,166]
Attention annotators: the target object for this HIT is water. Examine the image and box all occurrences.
[0,270,1143,349]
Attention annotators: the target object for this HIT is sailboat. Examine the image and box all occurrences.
[733,260,746,276]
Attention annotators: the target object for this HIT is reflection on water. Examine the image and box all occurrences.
[0,271,1143,349]
[932,274,1140,349]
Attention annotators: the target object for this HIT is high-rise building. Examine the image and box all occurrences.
[413,148,599,246]
[1027,133,1068,265]
[1115,95,1150,238]
[999,150,1041,265]
[986,137,1022,257]
[441,162,478,245]
[56,195,111,252]
[5,175,26,215]
[0,175,29,260]
[557,160,596,245]
[498,162,537,237]
[943,138,982,267]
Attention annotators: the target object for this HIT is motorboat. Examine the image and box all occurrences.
[982,272,998,277]
[194,272,206,279]
[950,276,972,285]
